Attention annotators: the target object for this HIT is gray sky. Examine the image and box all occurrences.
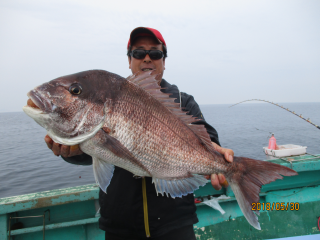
[1,0,319,113]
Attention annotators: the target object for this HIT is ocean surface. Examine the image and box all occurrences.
[0,102,319,199]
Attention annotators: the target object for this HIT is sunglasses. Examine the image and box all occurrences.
[130,49,164,60]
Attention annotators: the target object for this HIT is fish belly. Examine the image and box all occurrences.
[80,137,150,177]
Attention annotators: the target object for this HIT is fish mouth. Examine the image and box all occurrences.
[25,90,53,113]
[27,98,40,109]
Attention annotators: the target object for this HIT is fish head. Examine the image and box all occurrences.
[23,70,120,145]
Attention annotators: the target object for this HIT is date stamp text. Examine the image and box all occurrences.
[252,202,300,211]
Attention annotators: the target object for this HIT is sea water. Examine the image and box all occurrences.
[0,102,319,198]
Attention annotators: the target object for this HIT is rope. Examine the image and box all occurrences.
[229,99,320,130]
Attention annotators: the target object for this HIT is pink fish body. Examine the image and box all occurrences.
[23,70,297,230]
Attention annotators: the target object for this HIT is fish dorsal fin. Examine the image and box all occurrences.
[127,71,216,153]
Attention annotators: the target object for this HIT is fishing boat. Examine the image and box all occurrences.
[263,144,307,158]
[1,154,320,240]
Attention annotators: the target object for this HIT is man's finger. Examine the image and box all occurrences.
[210,174,221,191]
[224,150,234,163]
[218,173,229,188]
[44,135,53,149]
[69,145,83,157]
[211,142,220,151]
[52,142,61,156]
[70,144,80,153]
[61,145,70,158]
[211,142,234,163]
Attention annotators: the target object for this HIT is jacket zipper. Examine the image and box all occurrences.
[142,177,151,237]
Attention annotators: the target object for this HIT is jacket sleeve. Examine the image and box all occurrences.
[180,92,221,146]
[61,153,93,166]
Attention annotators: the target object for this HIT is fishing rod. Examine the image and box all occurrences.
[229,99,320,130]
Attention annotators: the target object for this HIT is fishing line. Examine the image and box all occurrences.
[229,99,320,130]
[254,127,272,135]
[252,127,274,146]
[253,127,273,138]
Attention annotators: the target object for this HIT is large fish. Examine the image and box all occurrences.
[23,70,297,230]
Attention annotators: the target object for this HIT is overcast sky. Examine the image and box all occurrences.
[0,0,319,113]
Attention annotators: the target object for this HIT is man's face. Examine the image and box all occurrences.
[128,36,165,82]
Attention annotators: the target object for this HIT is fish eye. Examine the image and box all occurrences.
[69,84,82,95]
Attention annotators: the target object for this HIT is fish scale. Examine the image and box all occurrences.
[23,69,298,230]
[112,84,217,176]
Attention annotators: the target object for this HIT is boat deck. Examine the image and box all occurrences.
[1,154,320,240]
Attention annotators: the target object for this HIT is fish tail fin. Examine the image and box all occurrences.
[228,157,298,230]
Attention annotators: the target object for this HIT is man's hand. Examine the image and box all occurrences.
[205,142,234,191]
[44,135,83,158]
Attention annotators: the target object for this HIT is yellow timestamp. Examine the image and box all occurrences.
[252,202,300,211]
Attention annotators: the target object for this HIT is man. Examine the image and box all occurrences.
[45,27,234,240]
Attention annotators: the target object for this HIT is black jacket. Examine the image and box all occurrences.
[63,79,220,238]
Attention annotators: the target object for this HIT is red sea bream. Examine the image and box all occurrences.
[23,70,298,230]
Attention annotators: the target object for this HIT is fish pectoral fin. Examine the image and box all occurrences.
[96,129,150,174]
[93,157,115,193]
[99,129,135,160]
[152,175,208,198]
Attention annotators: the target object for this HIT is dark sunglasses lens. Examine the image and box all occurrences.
[132,50,163,60]
[149,51,163,60]
[132,50,146,59]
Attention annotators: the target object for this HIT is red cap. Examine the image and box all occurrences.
[127,27,166,49]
